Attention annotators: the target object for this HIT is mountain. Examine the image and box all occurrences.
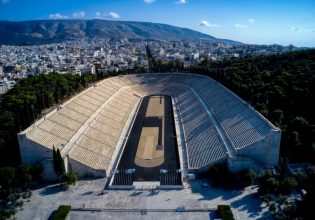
[0,19,241,45]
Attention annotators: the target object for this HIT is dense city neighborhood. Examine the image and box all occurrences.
[0,38,299,94]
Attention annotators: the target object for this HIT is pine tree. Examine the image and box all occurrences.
[80,74,86,87]
[52,146,65,176]
[52,146,57,174]
[56,148,65,176]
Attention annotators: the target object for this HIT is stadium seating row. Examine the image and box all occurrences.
[68,86,140,171]
[26,77,125,152]
[135,73,272,151]
[173,88,227,169]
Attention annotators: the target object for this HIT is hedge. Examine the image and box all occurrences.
[218,205,235,220]
[52,205,71,220]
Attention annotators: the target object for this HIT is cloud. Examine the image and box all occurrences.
[144,0,156,3]
[234,24,247,29]
[176,0,187,4]
[200,20,219,27]
[289,26,315,32]
[248,18,255,24]
[49,13,68,20]
[107,12,120,19]
[1,0,10,3]
[200,20,210,27]
[95,12,120,19]
[289,26,300,32]
[72,11,85,19]
[95,12,101,18]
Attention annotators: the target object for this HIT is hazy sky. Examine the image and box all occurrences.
[0,0,314,47]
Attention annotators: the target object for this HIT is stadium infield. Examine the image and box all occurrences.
[113,95,180,185]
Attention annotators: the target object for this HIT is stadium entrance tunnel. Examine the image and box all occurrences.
[110,95,182,188]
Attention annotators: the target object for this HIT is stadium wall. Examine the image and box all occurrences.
[236,130,281,167]
[191,157,229,173]
[227,130,281,172]
[227,157,262,172]
[17,134,57,181]
[68,158,106,178]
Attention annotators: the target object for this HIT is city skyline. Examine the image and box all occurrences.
[0,0,315,47]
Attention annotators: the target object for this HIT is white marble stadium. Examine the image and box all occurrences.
[18,73,281,181]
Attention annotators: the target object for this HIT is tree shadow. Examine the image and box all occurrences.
[230,192,270,219]
[80,191,93,196]
[209,211,220,220]
[98,190,108,195]
[221,187,245,201]
[39,184,67,195]
[130,191,143,197]
[31,181,58,191]
[147,190,159,196]
[47,210,56,220]
[190,180,220,201]
[191,179,245,202]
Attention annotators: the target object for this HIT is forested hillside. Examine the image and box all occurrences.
[191,49,315,165]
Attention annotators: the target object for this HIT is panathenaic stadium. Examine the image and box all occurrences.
[18,73,281,188]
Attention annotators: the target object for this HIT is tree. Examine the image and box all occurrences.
[258,170,279,194]
[283,177,298,191]
[80,74,86,87]
[256,102,269,117]
[266,177,279,193]
[239,169,257,185]
[31,163,43,182]
[218,205,235,220]
[272,109,284,126]
[61,171,77,187]
[269,203,277,214]
[53,147,65,176]
[0,167,15,188]
[16,165,33,188]
[54,81,61,103]
[53,146,57,174]
[0,165,42,219]
[291,116,309,127]
[57,149,65,176]
[261,194,272,205]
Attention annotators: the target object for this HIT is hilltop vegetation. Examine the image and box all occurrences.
[191,49,315,165]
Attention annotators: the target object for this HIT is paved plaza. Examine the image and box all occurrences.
[15,179,271,220]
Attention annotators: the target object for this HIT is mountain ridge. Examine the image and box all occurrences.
[0,19,242,45]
